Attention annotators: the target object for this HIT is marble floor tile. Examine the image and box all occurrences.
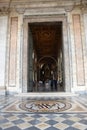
[0,95,87,129]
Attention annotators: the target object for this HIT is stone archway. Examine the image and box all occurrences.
[22,15,70,93]
[37,56,57,82]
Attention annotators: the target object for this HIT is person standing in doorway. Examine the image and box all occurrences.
[54,78,57,91]
[53,71,58,91]
[51,78,53,91]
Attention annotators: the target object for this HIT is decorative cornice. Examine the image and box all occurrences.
[0,0,87,15]
[0,0,80,9]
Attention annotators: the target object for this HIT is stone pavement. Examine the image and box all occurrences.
[0,94,87,130]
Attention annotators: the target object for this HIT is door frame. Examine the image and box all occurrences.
[22,14,71,92]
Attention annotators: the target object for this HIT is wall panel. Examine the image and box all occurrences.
[9,17,18,86]
[73,14,85,85]
[0,16,7,86]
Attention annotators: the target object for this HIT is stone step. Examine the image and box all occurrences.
[15,92,79,97]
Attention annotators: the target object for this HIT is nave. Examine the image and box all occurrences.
[32,80,63,92]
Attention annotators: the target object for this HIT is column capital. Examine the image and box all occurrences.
[0,7,9,15]
[15,7,25,14]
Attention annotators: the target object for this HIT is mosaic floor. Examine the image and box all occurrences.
[0,94,87,129]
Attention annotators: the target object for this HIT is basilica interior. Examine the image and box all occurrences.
[28,22,64,92]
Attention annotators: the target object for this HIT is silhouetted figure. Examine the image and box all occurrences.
[51,79,53,91]
[54,79,57,91]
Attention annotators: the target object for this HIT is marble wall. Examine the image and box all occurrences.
[0,16,7,87]
[9,17,18,86]
[73,14,85,86]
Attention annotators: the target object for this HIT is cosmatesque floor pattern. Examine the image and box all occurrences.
[0,94,87,129]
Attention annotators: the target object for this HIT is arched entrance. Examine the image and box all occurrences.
[38,56,57,81]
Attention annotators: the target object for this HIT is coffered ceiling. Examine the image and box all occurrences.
[29,22,62,60]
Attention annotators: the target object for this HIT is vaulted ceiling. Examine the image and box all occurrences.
[29,22,62,61]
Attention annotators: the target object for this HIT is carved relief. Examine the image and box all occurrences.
[64,4,76,12]
[0,7,9,15]
[15,7,25,14]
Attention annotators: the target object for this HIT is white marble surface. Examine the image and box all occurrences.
[0,16,7,86]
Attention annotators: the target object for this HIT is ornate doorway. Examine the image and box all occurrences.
[23,15,70,93]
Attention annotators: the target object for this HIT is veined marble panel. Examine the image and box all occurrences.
[9,17,18,86]
[73,14,85,86]
[84,14,87,52]
[0,16,7,86]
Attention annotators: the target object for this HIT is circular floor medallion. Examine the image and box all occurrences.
[19,100,72,113]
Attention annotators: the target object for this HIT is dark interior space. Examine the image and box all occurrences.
[28,22,64,92]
